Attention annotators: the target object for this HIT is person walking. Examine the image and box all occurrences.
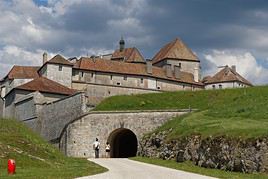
[105,142,110,158]
[93,138,100,158]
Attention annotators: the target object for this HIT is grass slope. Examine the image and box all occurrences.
[131,157,268,179]
[96,86,268,139]
[0,119,107,179]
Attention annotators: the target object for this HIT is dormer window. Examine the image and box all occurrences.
[59,65,63,71]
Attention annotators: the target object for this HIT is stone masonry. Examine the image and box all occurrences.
[59,110,189,158]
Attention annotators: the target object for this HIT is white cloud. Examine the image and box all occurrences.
[203,50,268,85]
[0,45,45,78]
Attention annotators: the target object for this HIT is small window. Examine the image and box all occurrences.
[157,86,161,90]
[141,78,143,84]
[72,70,75,76]
[219,84,222,89]
[91,73,94,78]
[81,72,84,77]
[212,85,215,89]
[59,65,62,71]
[178,63,181,68]
[124,76,127,80]
[117,82,121,86]
[110,75,113,80]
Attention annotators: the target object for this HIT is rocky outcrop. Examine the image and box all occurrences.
[138,130,268,173]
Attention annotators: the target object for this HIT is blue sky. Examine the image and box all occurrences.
[0,0,268,84]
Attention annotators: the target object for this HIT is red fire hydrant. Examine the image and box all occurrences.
[7,159,16,175]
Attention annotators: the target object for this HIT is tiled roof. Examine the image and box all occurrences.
[203,66,253,86]
[152,38,199,64]
[4,66,40,80]
[46,54,73,66]
[74,57,203,86]
[111,47,145,63]
[16,77,76,95]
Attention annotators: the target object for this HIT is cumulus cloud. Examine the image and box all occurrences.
[203,50,268,85]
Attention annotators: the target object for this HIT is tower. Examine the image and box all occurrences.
[119,37,125,52]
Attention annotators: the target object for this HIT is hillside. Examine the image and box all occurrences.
[95,86,268,138]
[0,119,107,179]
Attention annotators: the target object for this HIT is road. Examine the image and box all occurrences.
[77,158,217,179]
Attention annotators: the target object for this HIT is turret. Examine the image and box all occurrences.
[119,37,125,52]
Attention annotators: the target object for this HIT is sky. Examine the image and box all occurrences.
[1,0,268,84]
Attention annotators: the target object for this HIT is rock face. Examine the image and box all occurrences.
[138,130,268,173]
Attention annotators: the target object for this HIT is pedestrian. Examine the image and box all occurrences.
[93,138,100,158]
[105,142,110,158]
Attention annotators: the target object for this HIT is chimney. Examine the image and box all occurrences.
[165,64,172,78]
[43,52,47,64]
[174,65,181,79]
[231,65,236,72]
[146,60,152,74]
[194,67,199,82]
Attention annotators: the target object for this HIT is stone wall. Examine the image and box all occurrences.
[0,97,3,117]
[59,110,189,158]
[139,131,268,174]
[37,92,87,143]
[73,81,160,105]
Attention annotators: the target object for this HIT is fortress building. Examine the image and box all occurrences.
[0,38,252,156]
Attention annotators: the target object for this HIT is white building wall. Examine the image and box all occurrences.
[205,81,248,90]
[45,64,72,88]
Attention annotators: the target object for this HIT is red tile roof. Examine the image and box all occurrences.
[152,38,199,64]
[74,57,203,86]
[46,54,73,66]
[4,66,40,80]
[111,47,145,63]
[203,66,253,86]
[16,77,76,95]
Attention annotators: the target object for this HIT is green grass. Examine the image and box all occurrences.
[0,119,107,179]
[96,86,268,139]
[131,157,268,179]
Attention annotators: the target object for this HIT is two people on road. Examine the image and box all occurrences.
[93,138,110,158]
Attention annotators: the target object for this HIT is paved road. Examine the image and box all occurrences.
[77,158,217,179]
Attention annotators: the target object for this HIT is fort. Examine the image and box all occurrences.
[0,37,252,158]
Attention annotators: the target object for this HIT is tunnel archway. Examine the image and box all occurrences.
[108,128,138,158]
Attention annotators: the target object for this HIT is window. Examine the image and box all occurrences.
[157,86,161,90]
[212,85,215,89]
[72,70,75,76]
[123,75,127,80]
[141,78,143,84]
[178,63,181,68]
[117,82,121,86]
[59,65,62,71]
[81,72,84,77]
[110,75,113,80]
[219,84,222,89]
[91,73,94,78]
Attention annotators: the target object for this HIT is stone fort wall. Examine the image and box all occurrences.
[14,92,87,147]
[59,110,189,158]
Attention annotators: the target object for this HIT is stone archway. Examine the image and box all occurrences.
[108,128,138,158]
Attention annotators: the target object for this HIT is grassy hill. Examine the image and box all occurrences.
[95,86,268,139]
[0,119,107,179]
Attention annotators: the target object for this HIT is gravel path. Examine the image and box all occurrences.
[77,158,217,179]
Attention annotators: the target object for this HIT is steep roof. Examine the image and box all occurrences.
[3,66,40,80]
[111,47,145,63]
[204,66,253,86]
[16,77,76,95]
[45,54,73,66]
[74,57,203,86]
[152,38,199,64]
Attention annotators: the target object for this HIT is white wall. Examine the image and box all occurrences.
[205,81,248,89]
[45,64,72,88]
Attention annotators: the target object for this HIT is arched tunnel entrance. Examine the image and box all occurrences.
[108,128,138,158]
